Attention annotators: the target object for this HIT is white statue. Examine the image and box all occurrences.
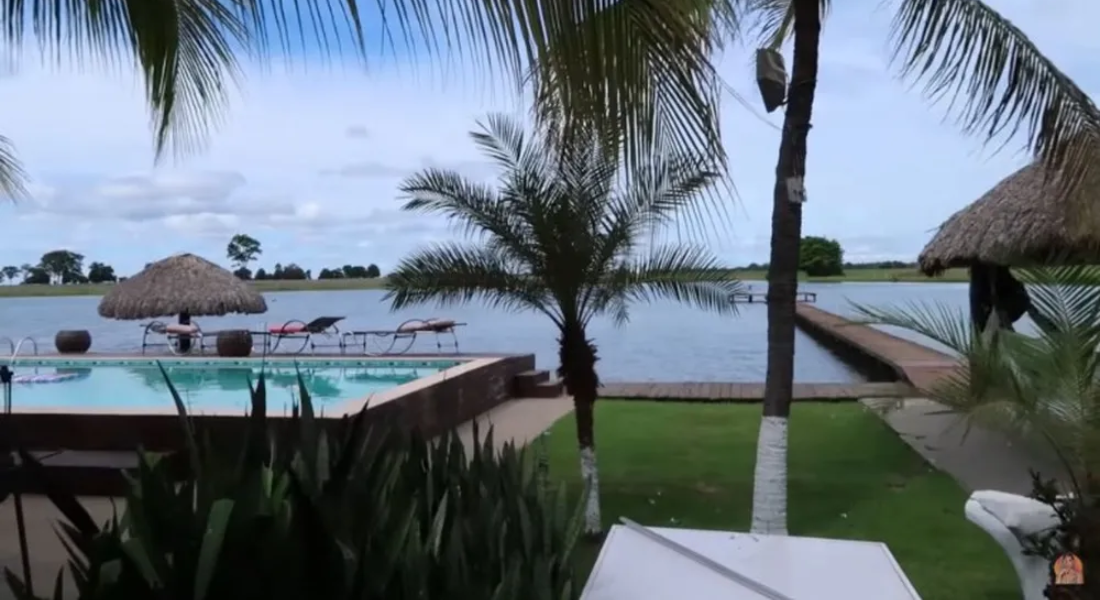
[965,490,1061,600]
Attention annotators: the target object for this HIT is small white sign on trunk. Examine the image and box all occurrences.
[786,176,807,204]
[580,521,923,600]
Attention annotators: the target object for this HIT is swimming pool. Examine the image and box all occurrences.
[2,358,462,413]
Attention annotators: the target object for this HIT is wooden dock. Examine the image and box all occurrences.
[793,303,958,391]
[598,381,911,401]
[732,291,817,304]
[598,304,961,402]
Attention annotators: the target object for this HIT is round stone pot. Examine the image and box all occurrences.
[216,330,253,358]
[55,330,91,354]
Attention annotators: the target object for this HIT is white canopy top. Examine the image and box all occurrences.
[580,521,923,600]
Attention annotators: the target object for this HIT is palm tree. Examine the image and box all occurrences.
[737,0,1100,535]
[853,265,1100,595]
[384,114,743,536]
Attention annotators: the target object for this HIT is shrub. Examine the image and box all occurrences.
[3,365,583,600]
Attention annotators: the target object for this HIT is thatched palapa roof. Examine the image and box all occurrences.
[918,159,1100,275]
[98,253,268,320]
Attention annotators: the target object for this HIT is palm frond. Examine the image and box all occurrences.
[400,168,514,239]
[526,0,733,179]
[469,114,534,177]
[586,245,742,324]
[384,242,562,326]
[890,0,1100,200]
[0,135,27,201]
[0,1,367,161]
[1018,266,1100,338]
[850,300,976,355]
[854,275,1100,487]
[745,0,831,48]
[612,152,722,239]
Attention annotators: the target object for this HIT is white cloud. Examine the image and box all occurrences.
[0,0,1095,275]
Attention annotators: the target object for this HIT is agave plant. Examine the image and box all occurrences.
[4,363,583,600]
[853,265,1100,596]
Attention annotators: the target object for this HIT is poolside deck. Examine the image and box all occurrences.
[599,381,911,401]
[793,303,958,391]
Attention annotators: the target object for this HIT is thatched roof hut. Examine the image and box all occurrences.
[918,159,1100,275]
[98,253,268,320]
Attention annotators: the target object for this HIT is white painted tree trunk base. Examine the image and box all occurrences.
[750,416,789,535]
[580,446,602,535]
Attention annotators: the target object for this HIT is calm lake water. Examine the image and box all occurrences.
[0,282,975,382]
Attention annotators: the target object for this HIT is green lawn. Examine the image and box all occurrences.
[541,401,1018,600]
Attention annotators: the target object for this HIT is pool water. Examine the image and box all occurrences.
[2,358,461,413]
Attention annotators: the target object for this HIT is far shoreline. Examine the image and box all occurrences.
[0,267,968,299]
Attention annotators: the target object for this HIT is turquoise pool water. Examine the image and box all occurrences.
[2,358,461,413]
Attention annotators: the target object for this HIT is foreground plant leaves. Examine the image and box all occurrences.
[6,363,581,600]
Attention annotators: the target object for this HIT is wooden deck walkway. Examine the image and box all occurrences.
[793,303,958,391]
[598,381,911,401]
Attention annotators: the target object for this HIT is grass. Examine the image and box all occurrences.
[732,267,970,282]
[0,277,390,298]
[541,401,1018,600]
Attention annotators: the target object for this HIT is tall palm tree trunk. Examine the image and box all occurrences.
[751,0,821,536]
[559,323,602,537]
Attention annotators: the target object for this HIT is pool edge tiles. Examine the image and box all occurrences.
[3,355,508,418]
[0,355,537,484]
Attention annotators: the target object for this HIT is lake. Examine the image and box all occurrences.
[0,282,975,382]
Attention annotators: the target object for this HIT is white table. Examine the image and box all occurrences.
[581,522,923,600]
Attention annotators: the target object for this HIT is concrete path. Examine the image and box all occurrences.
[451,396,574,451]
[862,397,1068,495]
[0,396,576,600]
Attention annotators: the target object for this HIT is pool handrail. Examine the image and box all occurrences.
[9,337,38,364]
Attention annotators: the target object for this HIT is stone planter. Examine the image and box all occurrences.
[55,330,91,354]
[215,330,253,357]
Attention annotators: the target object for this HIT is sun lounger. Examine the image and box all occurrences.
[342,318,465,356]
[254,316,345,355]
[141,321,203,355]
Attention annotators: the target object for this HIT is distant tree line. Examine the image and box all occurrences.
[2,250,118,285]
[225,233,382,281]
[736,237,916,276]
[3,233,387,286]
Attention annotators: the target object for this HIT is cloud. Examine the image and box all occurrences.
[0,0,1095,275]
[325,161,409,179]
[345,125,370,139]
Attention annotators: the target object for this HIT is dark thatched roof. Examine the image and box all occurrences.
[918,159,1100,275]
[98,253,268,320]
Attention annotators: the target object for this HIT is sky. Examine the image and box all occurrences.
[0,1,1098,277]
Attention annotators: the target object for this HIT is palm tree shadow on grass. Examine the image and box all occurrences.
[382,113,744,537]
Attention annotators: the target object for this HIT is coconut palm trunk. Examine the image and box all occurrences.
[751,0,821,536]
[560,321,603,537]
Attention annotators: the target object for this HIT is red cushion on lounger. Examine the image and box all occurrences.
[165,324,199,335]
[270,323,306,334]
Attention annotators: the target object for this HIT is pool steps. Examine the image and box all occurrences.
[513,370,564,399]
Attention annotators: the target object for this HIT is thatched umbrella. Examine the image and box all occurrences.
[918,160,1100,332]
[99,253,267,351]
[919,160,1100,275]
